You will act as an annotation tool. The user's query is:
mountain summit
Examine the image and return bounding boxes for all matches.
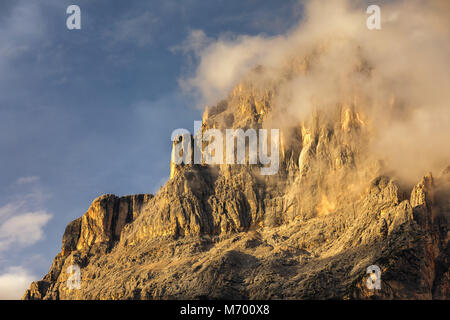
[23,63,449,299]
[23,0,450,299]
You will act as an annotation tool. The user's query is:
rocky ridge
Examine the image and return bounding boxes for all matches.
[23,55,449,300]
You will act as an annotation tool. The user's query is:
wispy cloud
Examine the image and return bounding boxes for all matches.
[0,182,52,252]
[16,176,40,185]
[0,211,52,251]
[0,176,52,298]
[0,1,44,63]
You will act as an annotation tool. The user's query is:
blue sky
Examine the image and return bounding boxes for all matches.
[0,0,301,298]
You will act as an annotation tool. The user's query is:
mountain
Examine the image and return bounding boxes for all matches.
[23,49,449,300]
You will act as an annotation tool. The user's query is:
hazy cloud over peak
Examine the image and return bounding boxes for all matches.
[180,0,450,181]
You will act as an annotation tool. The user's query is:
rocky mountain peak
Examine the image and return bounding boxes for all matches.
[22,54,449,300]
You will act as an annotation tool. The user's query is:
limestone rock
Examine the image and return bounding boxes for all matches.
[23,59,449,300]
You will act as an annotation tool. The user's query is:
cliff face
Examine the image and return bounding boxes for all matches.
[23,58,449,300]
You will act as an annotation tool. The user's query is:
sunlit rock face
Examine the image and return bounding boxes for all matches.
[73,194,153,252]
[23,53,449,300]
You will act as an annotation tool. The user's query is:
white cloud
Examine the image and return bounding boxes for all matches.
[180,30,279,106]
[0,266,36,299]
[0,177,53,298]
[0,211,52,251]
[0,178,52,252]
[0,201,25,219]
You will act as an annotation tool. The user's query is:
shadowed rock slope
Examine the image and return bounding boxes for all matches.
[23,60,449,300]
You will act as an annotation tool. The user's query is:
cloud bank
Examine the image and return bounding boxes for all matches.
[0,177,52,299]
[181,0,450,181]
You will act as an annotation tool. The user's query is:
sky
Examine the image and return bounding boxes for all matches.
[0,0,302,298]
